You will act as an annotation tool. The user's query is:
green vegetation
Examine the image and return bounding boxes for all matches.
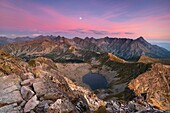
[43,54,55,60]
[28,60,36,67]
[94,106,107,113]
[106,61,151,86]
[0,64,12,75]
[94,61,152,100]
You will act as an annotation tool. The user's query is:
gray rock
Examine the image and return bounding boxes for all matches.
[128,101,136,112]
[106,99,165,113]
[135,103,146,111]
[0,75,23,105]
[21,86,34,101]
[35,100,53,113]
[24,95,39,113]
[30,110,36,113]
[19,100,26,107]
[33,78,64,99]
[76,101,88,112]
[33,79,47,97]
[0,103,21,113]
[0,91,23,105]
[43,92,64,100]
[21,72,34,80]
[48,98,75,113]
[21,78,34,86]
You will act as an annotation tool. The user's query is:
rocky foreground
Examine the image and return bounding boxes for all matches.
[0,50,169,113]
[0,50,105,113]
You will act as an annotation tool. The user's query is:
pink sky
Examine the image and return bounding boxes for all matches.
[0,0,170,42]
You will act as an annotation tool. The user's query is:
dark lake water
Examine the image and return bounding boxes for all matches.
[82,73,108,90]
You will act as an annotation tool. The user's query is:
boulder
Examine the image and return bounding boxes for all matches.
[24,95,39,113]
[43,92,65,100]
[76,101,89,112]
[0,75,23,105]
[33,79,47,97]
[0,91,23,105]
[21,86,34,101]
[20,72,34,80]
[35,100,53,113]
[48,98,75,113]
[0,103,21,113]
[21,78,34,86]
[33,78,71,99]
[19,100,26,107]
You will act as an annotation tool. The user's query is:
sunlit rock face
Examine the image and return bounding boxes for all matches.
[129,63,170,111]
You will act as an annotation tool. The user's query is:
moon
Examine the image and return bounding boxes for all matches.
[79,17,82,20]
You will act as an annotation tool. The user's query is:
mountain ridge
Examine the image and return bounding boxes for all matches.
[1,36,170,61]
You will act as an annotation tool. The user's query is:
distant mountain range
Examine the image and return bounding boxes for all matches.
[0,35,170,61]
[0,36,33,45]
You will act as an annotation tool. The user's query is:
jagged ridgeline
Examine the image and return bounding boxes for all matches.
[0,36,170,62]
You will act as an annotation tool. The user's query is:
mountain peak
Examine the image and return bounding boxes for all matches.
[104,36,110,39]
[136,36,145,41]
[135,37,150,45]
[85,37,90,40]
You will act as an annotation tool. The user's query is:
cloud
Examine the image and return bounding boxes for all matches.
[88,30,109,35]
[66,29,135,37]
[32,34,42,37]
[111,32,121,34]
[11,34,28,38]
[54,31,67,33]
[69,29,111,35]
[11,34,17,37]
[0,34,7,37]
[69,28,86,34]
[124,32,134,34]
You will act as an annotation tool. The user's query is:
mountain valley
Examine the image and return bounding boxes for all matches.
[0,36,170,112]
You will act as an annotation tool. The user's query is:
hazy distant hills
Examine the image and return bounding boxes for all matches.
[152,42,170,51]
[0,36,33,45]
[0,36,170,61]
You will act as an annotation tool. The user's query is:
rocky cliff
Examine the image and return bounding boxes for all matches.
[129,63,170,111]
